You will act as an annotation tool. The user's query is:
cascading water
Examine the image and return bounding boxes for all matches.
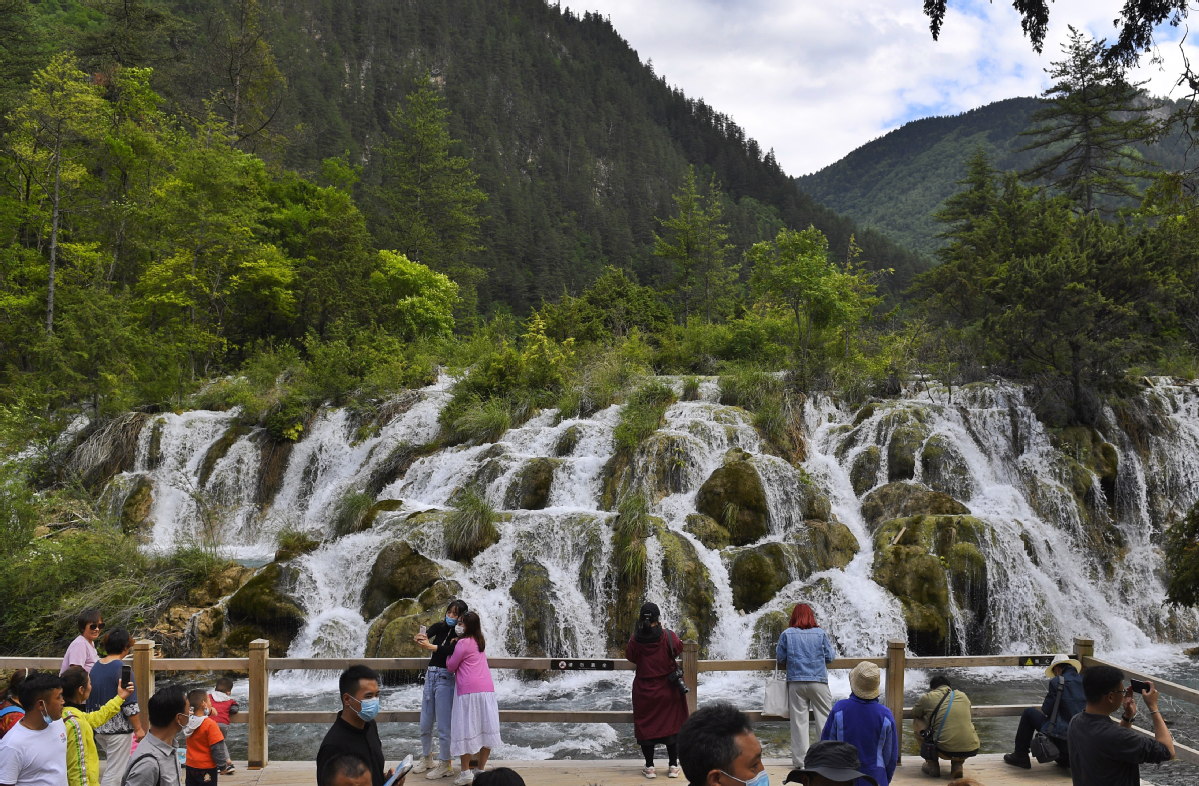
[96,374,1199,761]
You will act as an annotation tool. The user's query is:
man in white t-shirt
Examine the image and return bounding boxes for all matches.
[0,672,68,786]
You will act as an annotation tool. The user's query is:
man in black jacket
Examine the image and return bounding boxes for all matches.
[1004,654,1086,769]
[316,665,396,786]
[1067,665,1173,786]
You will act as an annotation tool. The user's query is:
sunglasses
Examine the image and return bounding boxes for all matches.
[88,623,105,631]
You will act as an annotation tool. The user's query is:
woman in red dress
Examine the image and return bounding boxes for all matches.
[625,602,689,779]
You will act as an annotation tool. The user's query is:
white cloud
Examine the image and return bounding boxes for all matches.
[561,0,1199,175]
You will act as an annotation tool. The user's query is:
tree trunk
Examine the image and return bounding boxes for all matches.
[46,148,62,334]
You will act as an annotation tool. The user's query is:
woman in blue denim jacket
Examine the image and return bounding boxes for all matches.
[776,602,836,767]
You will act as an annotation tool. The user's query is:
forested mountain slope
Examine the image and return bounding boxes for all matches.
[32,0,927,307]
[797,96,1195,254]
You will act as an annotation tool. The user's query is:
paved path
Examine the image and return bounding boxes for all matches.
[191,755,1158,784]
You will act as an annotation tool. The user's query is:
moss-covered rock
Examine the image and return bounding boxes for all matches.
[884,410,931,482]
[683,513,731,550]
[850,446,881,496]
[362,499,405,529]
[198,425,251,487]
[273,532,321,562]
[729,543,792,612]
[860,481,970,532]
[632,433,695,504]
[871,514,990,654]
[364,579,464,657]
[187,563,254,607]
[659,527,716,647]
[504,458,559,510]
[121,475,154,534]
[506,557,556,657]
[554,425,581,457]
[750,610,790,659]
[695,452,770,546]
[224,563,305,653]
[361,541,443,618]
[799,477,832,522]
[920,435,974,500]
[802,519,859,571]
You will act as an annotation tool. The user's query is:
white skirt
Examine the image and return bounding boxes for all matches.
[450,691,502,757]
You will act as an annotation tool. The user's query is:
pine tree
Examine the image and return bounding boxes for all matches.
[371,76,488,313]
[652,167,735,323]
[1020,27,1161,214]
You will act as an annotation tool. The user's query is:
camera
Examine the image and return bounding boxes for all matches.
[667,667,689,694]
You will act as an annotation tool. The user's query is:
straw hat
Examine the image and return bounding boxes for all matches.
[1044,654,1082,678]
[850,661,881,700]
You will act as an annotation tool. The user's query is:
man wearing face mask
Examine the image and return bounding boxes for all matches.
[121,686,189,786]
[677,702,769,786]
[0,672,68,786]
[317,665,394,786]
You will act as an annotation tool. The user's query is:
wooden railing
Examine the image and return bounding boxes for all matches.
[5,635,1197,769]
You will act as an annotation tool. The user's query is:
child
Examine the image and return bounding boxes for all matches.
[207,677,240,735]
[184,688,235,784]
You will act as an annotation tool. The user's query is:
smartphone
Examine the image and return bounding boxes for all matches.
[383,755,413,786]
[418,625,427,635]
[120,665,132,688]
[1129,678,1151,694]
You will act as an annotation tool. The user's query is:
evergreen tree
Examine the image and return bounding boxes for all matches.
[1020,28,1161,214]
[371,76,488,312]
[652,167,736,323]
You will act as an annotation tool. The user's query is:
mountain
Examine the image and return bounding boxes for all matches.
[32,0,929,307]
[796,95,1197,256]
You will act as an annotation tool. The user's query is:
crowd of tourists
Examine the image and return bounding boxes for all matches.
[0,603,1180,786]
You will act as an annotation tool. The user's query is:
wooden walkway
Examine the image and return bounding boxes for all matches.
[175,755,1159,784]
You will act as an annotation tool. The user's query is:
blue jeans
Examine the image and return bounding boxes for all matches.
[421,666,456,760]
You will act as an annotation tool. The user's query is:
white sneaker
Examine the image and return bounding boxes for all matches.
[451,770,475,786]
[426,761,452,780]
[667,765,681,778]
[643,765,657,779]
[413,755,434,774]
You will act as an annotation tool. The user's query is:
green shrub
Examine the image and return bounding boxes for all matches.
[445,486,499,562]
[682,376,701,401]
[613,380,675,454]
[332,490,375,537]
[613,493,653,581]
[719,368,784,411]
[449,397,511,445]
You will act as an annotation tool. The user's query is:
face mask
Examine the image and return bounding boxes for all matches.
[722,770,769,786]
[351,696,380,722]
[454,625,465,637]
[445,616,457,627]
[39,700,52,725]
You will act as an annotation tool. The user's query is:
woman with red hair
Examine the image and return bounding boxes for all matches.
[776,602,836,767]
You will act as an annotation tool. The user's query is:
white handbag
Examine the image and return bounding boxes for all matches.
[763,666,790,717]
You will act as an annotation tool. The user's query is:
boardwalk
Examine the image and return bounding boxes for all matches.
[186,755,1157,785]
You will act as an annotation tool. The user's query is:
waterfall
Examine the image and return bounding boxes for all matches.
[100,375,1199,672]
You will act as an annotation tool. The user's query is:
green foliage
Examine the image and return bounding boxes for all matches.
[332,490,375,537]
[1020,27,1161,213]
[449,396,512,445]
[445,486,499,563]
[1164,503,1199,607]
[539,267,672,344]
[613,493,653,581]
[370,250,459,339]
[613,380,676,454]
[653,167,738,323]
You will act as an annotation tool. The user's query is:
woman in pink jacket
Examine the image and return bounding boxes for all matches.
[445,611,501,786]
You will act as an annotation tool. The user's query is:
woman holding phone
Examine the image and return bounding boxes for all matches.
[446,611,501,786]
[412,599,468,779]
[89,628,146,786]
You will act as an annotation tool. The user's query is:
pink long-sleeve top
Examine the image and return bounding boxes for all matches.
[445,636,494,695]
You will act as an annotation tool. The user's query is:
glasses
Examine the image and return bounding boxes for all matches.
[88,623,105,631]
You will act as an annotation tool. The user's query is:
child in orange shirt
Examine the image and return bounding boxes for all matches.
[184,689,235,785]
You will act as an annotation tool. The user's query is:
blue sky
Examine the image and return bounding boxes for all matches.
[561,0,1197,176]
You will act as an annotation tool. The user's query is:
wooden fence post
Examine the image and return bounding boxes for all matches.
[682,639,699,715]
[248,639,270,769]
[1073,636,1095,668]
[886,639,906,762]
[132,640,155,702]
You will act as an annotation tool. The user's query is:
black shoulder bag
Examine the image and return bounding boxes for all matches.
[919,689,954,760]
[1031,681,1065,763]
[665,631,689,694]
